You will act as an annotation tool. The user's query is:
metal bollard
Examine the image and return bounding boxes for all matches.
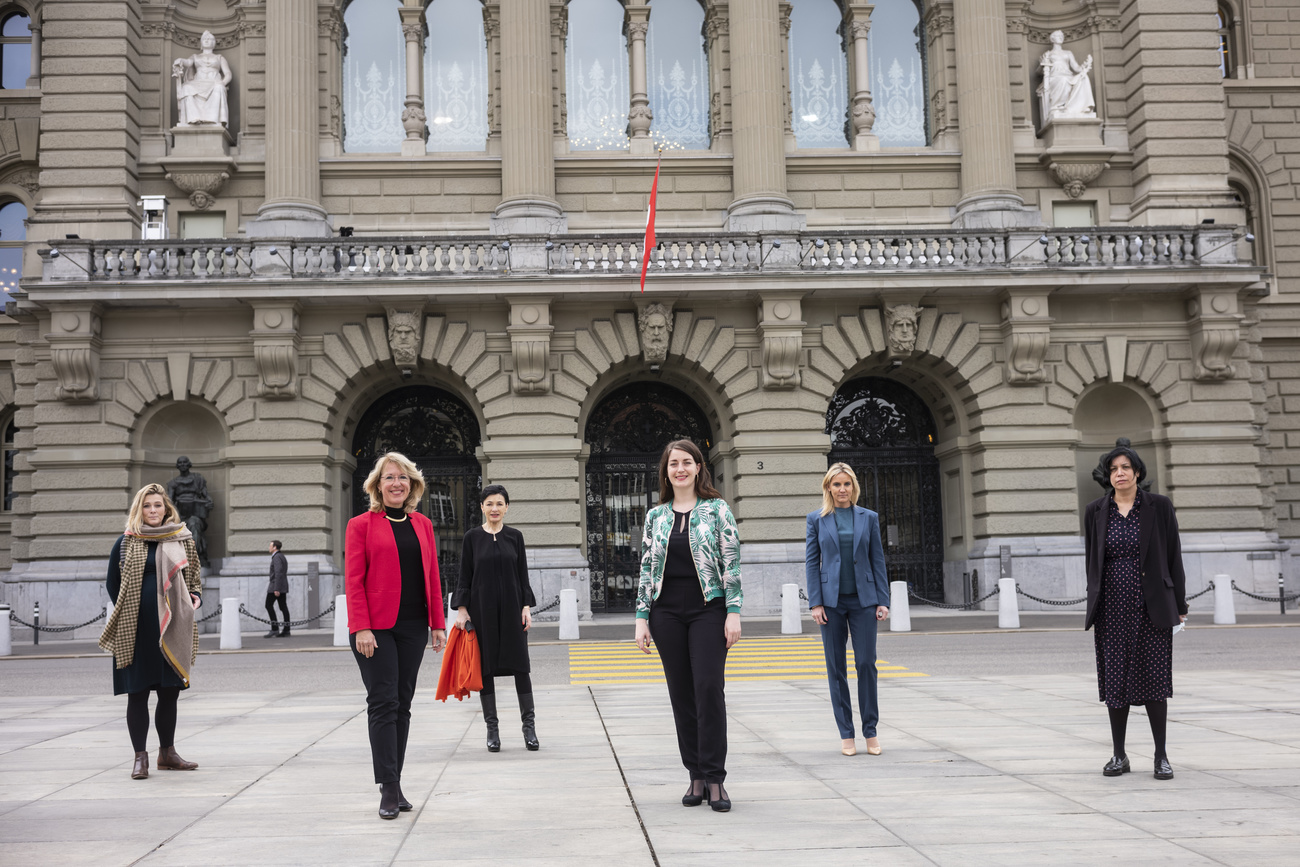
[0,603,11,656]
[32,600,39,646]
[333,594,349,647]
[998,578,1020,629]
[1213,574,1235,625]
[781,583,802,634]
[559,588,580,640]
[220,597,242,650]
[1281,573,1287,616]
[890,580,911,632]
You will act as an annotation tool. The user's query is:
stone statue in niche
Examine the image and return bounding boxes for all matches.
[387,308,423,366]
[167,456,215,567]
[885,304,921,355]
[173,31,232,127]
[639,302,673,363]
[1037,30,1095,121]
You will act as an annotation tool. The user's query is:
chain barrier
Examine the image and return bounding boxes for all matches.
[530,595,561,615]
[8,607,107,633]
[196,604,225,623]
[798,588,809,603]
[1014,585,1087,606]
[237,602,336,629]
[1185,583,1215,602]
[906,585,1001,610]
[1230,580,1300,604]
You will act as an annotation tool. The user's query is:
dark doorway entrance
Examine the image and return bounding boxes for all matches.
[584,382,713,612]
[826,377,944,601]
[351,385,483,601]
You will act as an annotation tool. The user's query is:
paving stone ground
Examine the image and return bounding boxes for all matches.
[1,664,1298,866]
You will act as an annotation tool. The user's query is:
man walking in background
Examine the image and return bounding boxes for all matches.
[265,540,290,638]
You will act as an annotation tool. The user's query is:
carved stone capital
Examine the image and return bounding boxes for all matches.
[626,20,648,40]
[1186,291,1241,381]
[250,304,300,399]
[757,294,804,389]
[1000,292,1051,384]
[509,300,553,393]
[46,306,103,402]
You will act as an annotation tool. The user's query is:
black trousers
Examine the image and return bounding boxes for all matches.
[264,592,290,625]
[649,582,729,783]
[351,619,428,784]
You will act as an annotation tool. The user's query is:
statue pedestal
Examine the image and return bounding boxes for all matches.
[163,126,238,211]
[1039,117,1116,202]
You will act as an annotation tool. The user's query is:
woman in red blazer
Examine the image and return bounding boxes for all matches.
[346,451,446,820]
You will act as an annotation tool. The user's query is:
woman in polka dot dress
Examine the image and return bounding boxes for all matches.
[1083,443,1188,781]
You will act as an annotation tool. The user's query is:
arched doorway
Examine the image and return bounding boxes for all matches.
[827,377,944,601]
[351,385,483,596]
[584,382,713,612]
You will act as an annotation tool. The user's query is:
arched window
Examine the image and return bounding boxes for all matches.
[789,0,848,148]
[566,0,629,151]
[0,10,30,90]
[868,0,927,147]
[646,0,710,151]
[1217,2,1235,79]
[424,0,489,152]
[343,0,406,153]
[1,415,16,511]
[0,200,26,298]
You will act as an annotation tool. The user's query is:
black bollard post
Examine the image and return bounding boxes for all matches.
[33,600,39,646]
[1281,573,1287,616]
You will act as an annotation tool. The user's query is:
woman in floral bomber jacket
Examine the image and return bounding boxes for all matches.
[635,439,743,813]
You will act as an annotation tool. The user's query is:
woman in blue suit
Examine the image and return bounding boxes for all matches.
[805,463,890,756]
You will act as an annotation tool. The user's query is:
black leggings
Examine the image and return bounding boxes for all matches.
[126,687,181,752]
[479,672,532,696]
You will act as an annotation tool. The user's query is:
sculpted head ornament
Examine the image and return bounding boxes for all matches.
[885,304,921,355]
[386,308,423,366]
[639,303,673,363]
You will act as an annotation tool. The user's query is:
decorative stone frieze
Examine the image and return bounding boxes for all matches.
[1187,290,1241,382]
[509,299,553,394]
[757,294,803,389]
[250,304,300,399]
[638,301,673,364]
[46,306,102,402]
[386,307,424,367]
[1000,291,1051,384]
[163,126,238,210]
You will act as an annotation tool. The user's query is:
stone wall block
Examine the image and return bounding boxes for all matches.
[464,352,501,389]
[322,333,361,381]
[420,316,447,362]
[451,330,488,378]
[818,324,856,371]
[683,318,717,363]
[835,314,872,358]
[591,320,627,365]
[668,311,695,356]
[713,351,751,391]
[436,322,469,368]
[613,312,638,356]
[560,353,598,387]
[200,360,234,406]
[697,327,736,373]
[928,313,963,360]
[342,323,377,371]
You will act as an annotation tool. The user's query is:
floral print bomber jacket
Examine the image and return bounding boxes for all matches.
[636,498,743,618]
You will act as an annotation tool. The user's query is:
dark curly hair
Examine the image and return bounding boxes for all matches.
[1092,438,1149,491]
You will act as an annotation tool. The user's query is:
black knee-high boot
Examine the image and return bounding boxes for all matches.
[519,693,539,751]
[480,692,500,752]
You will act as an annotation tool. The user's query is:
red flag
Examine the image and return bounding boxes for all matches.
[640,155,661,292]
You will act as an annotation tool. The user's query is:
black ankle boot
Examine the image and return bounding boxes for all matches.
[395,780,412,811]
[264,622,279,638]
[480,693,500,752]
[378,782,400,819]
[519,693,539,751]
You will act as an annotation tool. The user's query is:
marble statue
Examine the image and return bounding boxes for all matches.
[387,308,423,366]
[167,456,215,567]
[885,304,921,355]
[1037,30,1096,121]
[173,31,232,127]
[639,303,673,363]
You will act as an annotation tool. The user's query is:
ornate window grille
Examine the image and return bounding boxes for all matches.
[867,0,928,147]
[789,0,849,148]
[343,0,406,153]
[566,0,629,151]
[647,0,710,151]
[425,0,489,152]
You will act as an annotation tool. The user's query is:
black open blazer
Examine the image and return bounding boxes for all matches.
[1084,488,1188,631]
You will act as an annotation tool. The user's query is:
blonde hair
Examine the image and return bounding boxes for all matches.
[126,483,181,534]
[363,452,425,513]
[819,462,861,517]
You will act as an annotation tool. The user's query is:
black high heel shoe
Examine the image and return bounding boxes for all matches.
[395,781,413,812]
[682,779,705,807]
[706,782,731,813]
[378,782,401,820]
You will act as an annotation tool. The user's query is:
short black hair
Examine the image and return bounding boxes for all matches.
[1095,438,1147,489]
[270,540,282,551]
[479,484,510,505]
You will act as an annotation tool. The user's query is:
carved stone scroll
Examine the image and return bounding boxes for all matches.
[1186,291,1240,381]
[47,307,102,402]
[509,299,552,394]
[1000,292,1051,384]
[758,294,804,389]
[251,304,300,398]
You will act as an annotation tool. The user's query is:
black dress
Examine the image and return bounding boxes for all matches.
[1094,496,1173,708]
[107,536,187,696]
[454,525,536,678]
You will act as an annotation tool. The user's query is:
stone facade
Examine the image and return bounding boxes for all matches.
[2,0,1296,639]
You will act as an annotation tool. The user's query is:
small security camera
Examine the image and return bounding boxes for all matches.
[400,368,413,380]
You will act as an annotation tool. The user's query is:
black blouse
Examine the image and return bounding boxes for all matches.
[386,507,428,622]
[664,508,696,580]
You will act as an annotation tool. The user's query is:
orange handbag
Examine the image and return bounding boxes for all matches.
[435,623,483,702]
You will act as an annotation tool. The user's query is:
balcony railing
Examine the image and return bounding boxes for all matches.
[37,227,1248,283]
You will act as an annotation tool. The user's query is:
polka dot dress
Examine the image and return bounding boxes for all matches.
[1094,493,1173,708]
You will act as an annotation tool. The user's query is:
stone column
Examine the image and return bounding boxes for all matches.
[250,0,332,237]
[25,15,40,89]
[626,2,653,155]
[951,0,1030,228]
[725,0,802,232]
[400,7,428,156]
[845,3,878,151]
[491,0,566,235]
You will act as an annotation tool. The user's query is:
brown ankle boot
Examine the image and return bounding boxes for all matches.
[156,746,198,770]
[131,751,149,780]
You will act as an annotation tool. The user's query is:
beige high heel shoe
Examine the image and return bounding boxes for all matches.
[841,738,857,756]
[865,737,882,756]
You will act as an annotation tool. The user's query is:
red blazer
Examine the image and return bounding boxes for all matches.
[345,510,446,633]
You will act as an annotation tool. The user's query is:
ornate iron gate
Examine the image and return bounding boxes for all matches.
[351,386,483,601]
[584,383,713,612]
[827,377,945,602]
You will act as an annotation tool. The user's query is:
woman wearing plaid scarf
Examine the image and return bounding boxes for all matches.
[99,483,203,780]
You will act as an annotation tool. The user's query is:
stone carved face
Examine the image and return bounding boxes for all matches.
[639,303,673,363]
[885,305,921,355]
[387,308,422,365]
[201,30,216,51]
[176,456,192,475]
[1049,29,1064,47]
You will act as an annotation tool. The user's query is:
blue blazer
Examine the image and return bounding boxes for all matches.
[804,506,889,610]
